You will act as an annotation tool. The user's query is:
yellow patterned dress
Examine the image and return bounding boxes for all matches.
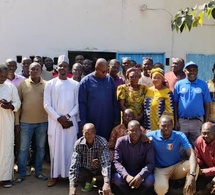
[207,80,215,122]
[117,84,147,117]
[144,87,174,130]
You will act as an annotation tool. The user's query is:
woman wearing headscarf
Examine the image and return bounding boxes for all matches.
[117,67,147,122]
[144,68,174,130]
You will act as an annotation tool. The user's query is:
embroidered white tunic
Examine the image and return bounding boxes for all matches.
[0,82,21,180]
[44,78,79,178]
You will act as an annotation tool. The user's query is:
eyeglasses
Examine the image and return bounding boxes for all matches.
[97,66,108,74]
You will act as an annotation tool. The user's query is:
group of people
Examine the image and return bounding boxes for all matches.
[0,54,215,195]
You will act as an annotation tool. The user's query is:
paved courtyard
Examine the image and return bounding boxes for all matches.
[0,162,186,195]
[0,162,98,195]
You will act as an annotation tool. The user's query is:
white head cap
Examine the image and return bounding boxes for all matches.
[58,55,69,64]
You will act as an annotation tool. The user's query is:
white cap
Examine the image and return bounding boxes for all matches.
[58,55,69,64]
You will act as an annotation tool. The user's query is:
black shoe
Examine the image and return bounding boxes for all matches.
[2,180,12,188]
[14,176,25,184]
[35,173,48,181]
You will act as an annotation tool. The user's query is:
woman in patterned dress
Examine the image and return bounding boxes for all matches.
[144,68,174,130]
[117,67,147,122]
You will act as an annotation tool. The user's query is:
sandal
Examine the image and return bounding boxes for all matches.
[211,187,215,194]
[81,177,97,192]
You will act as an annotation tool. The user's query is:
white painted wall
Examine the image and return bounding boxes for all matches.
[0,0,214,71]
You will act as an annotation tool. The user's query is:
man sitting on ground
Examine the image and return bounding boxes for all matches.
[195,122,215,195]
[147,115,198,195]
[109,108,145,161]
[69,123,112,195]
[113,120,154,195]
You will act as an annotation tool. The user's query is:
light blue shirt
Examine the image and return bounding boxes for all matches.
[174,78,211,118]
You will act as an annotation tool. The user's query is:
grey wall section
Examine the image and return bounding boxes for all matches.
[186,54,215,82]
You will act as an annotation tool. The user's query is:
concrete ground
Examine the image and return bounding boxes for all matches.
[0,162,187,195]
[0,162,98,195]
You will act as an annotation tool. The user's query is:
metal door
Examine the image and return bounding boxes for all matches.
[186,54,215,81]
[116,52,165,69]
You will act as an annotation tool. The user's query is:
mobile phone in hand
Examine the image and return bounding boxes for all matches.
[2,101,10,105]
[62,121,73,129]
[68,121,73,126]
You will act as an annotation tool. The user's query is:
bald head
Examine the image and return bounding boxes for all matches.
[122,57,132,72]
[122,57,131,63]
[202,122,215,131]
[109,59,120,78]
[83,123,95,132]
[22,57,32,63]
[109,59,120,66]
[6,58,16,65]
[124,108,134,115]
[72,63,82,70]
[171,57,185,74]
[29,62,42,79]
[82,123,96,146]
[201,122,215,144]
[94,58,108,78]
[128,120,140,128]
[159,115,173,124]
[72,63,83,81]
[0,63,8,72]
[128,120,141,144]
[0,63,8,84]
[21,57,32,77]
[122,109,135,127]
[95,58,107,68]
[5,58,17,75]
[29,62,41,70]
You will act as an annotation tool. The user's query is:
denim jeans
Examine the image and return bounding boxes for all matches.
[18,122,48,177]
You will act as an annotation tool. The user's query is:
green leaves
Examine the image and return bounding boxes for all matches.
[212,8,215,19]
[185,15,193,31]
[172,11,194,32]
[172,0,215,32]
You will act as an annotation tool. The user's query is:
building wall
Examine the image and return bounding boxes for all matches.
[0,0,214,71]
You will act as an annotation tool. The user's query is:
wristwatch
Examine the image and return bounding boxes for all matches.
[190,172,196,177]
[66,114,71,120]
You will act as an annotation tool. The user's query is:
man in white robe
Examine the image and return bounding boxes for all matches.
[0,64,21,187]
[44,55,79,187]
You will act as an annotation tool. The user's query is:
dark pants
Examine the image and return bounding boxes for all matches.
[112,172,154,195]
[196,174,214,191]
[78,167,100,181]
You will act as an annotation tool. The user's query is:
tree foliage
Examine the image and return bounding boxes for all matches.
[172,0,215,32]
